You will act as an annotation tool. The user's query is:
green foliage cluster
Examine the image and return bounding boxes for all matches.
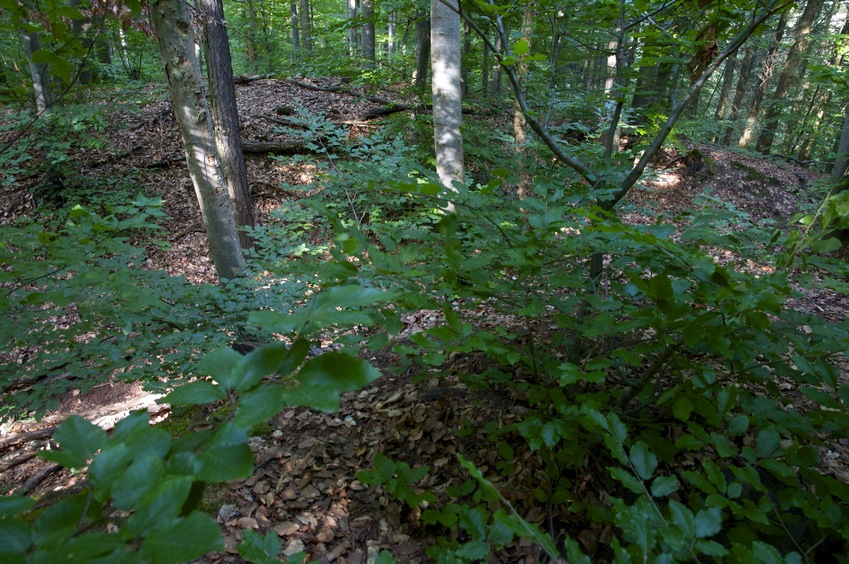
[326,173,849,561]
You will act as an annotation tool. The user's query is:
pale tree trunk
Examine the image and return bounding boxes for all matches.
[711,50,737,142]
[414,12,430,93]
[722,45,755,145]
[513,2,534,199]
[299,0,311,49]
[150,0,245,279]
[387,10,397,60]
[431,0,464,209]
[755,0,824,153]
[291,1,300,50]
[347,0,358,57]
[200,0,255,249]
[361,0,375,67]
[738,11,787,148]
[19,30,53,113]
[601,7,625,157]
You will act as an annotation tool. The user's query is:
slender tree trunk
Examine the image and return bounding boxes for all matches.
[601,10,624,156]
[738,11,788,148]
[711,51,737,141]
[387,9,397,60]
[414,12,430,93]
[832,106,849,181]
[290,1,300,50]
[347,0,357,57]
[299,0,311,49]
[461,18,471,97]
[431,0,464,209]
[19,31,52,113]
[513,2,534,199]
[150,0,245,279]
[755,0,824,153]
[492,27,503,94]
[200,0,255,248]
[481,36,490,96]
[361,0,375,67]
[721,45,755,145]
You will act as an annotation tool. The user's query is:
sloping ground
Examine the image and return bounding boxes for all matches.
[1,79,848,562]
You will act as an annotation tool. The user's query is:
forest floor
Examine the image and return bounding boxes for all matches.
[1,77,848,562]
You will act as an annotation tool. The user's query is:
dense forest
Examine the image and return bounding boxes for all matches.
[2,0,849,561]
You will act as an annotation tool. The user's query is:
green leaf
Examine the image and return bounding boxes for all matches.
[0,520,31,554]
[127,476,193,535]
[459,506,488,539]
[140,512,223,563]
[650,475,679,497]
[197,443,253,483]
[34,491,90,545]
[455,540,490,559]
[0,497,35,517]
[694,507,722,538]
[668,500,696,537]
[235,341,290,392]
[197,347,243,389]
[756,428,781,458]
[51,415,107,466]
[238,529,281,563]
[609,466,643,494]
[234,384,289,429]
[673,397,694,421]
[629,441,658,480]
[111,454,164,510]
[165,380,226,406]
[727,414,749,436]
[513,37,530,56]
[282,352,380,413]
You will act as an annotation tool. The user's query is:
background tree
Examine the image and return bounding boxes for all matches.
[755,0,825,153]
[431,0,464,208]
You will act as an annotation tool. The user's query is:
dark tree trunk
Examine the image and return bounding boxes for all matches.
[200,0,255,248]
[721,45,755,145]
[738,11,788,148]
[755,0,824,153]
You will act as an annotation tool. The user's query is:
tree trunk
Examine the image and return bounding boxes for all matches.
[290,1,300,50]
[712,50,737,142]
[721,45,755,145]
[19,30,53,113]
[755,0,824,153]
[347,0,358,57]
[414,12,430,93]
[299,0,311,49]
[200,0,255,249]
[738,11,788,148]
[361,0,375,67]
[431,0,464,209]
[832,106,849,181]
[513,2,534,199]
[387,9,396,60]
[150,0,245,279]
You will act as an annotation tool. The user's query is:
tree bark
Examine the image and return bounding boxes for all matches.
[738,11,788,148]
[513,2,534,199]
[712,50,737,142]
[290,1,300,50]
[721,45,755,145]
[414,12,430,93]
[832,106,849,181]
[299,0,311,49]
[200,0,255,249]
[755,0,824,153]
[19,30,53,113]
[150,0,245,279]
[431,0,464,209]
[361,0,375,67]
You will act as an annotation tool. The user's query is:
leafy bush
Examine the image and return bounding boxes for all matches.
[348,178,849,560]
